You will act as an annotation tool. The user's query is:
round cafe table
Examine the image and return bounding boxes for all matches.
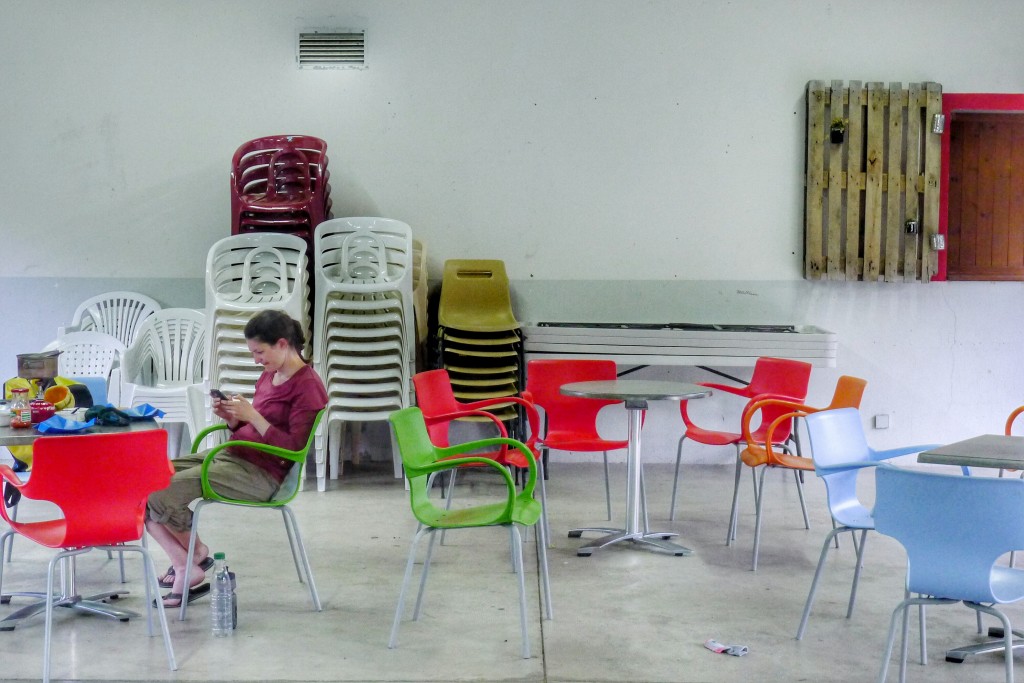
[560,379,711,557]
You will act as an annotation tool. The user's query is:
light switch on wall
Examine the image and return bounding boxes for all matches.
[873,414,890,429]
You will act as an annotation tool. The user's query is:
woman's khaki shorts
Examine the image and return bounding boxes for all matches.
[147,449,280,533]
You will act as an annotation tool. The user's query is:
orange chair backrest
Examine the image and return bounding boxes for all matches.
[827,375,868,410]
[525,359,619,437]
[24,430,171,548]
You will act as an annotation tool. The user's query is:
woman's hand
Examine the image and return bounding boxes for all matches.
[217,394,271,436]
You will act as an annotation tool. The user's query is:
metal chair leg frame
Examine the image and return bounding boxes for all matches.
[726,445,744,545]
[43,545,176,683]
[602,451,612,521]
[877,595,964,683]
[797,525,849,640]
[509,525,530,659]
[389,525,428,649]
[669,435,687,522]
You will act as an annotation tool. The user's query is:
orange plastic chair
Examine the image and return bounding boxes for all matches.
[670,357,813,534]
[736,375,867,570]
[522,359,631,523]
[0,430,176,682]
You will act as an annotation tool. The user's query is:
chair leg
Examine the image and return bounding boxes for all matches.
[669,436,687,521]
[796,525,846,640]
[509,525,530,659]
[537,458,552,547]
[847,529,868,618]
[877,597,910,683]
[42,551,62,683]
[726,445,744,545]
[602,451,612,521]
[412,527,439,620]
[389,525,428,649]
[179,500,209,622]
[119,543,177,671]
[794,470,810,530]
[751,466,769,571]
[280,506,321,611]
[534,518,553,620]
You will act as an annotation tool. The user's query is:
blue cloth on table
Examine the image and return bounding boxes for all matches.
[35,415,96,434]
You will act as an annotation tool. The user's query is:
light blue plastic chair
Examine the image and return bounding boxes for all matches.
[874,464,1024,683]
[796,407,938,640]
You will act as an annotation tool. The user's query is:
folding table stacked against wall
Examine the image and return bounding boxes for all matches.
[200,234,313,435]
[435,259,524,438]
[312,217,416,489]
[120,308,207,457]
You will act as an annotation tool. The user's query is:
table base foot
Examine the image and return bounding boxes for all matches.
[946,627,1024,663]
[0,590,135,631]
[575,529,693,557]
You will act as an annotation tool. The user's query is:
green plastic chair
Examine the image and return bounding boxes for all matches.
[178,409,325,620]
[387,406,552,659]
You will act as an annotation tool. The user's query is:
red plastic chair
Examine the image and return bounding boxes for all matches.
[669,357,812,537]
[522,359,630,522]
[0,430,176,682]
[737,375,867,570]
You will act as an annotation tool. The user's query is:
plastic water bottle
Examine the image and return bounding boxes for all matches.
[211,552,233,637]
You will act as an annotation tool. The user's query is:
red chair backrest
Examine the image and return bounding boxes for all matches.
[747,357,813,400]
[413,369,465,447]
[524,359,620,439]
[25,430,171,548]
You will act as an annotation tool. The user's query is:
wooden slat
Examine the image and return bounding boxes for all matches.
[863,82,886,280]
[1011,118,1024,269]
[903,83,922,282]
[921,82,942,280]
[845,81,864,279]
[884,82,904,282]
[827,80,845,279]
[805,81,826,279]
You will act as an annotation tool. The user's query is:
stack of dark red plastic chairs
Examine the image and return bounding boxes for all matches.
[230,135,333,314]
[230,134,333,244]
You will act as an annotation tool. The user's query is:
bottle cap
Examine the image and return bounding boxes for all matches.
[214,552,226,560]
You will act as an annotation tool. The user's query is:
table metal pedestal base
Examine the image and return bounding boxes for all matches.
[569,527,693,557]
[0,589,136,631]
[945,626,1024,663]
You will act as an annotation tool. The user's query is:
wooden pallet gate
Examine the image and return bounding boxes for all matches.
[805,80,943,282]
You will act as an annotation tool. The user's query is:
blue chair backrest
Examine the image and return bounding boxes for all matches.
[875,464,1024,604]
[804,408,872,522]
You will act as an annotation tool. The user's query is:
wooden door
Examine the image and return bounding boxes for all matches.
[947,112,1024,280]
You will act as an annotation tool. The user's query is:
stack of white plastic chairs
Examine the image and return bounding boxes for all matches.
[198,233,313,437]
[120,308,206,457]
[313,217,415,490]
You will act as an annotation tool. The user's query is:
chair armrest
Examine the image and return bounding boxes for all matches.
[461,396,541,447]
[814,461,884,476]
[0,465,25,489]
[697,382,750,397]
[871,444,943,463]
[437,436,539,497]
[191,423,231,453]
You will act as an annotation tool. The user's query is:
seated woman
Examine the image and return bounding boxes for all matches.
[146,309,328,607]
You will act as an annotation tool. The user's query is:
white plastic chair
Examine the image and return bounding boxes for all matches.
[54,332,127,405]
[120,309,206,457]
[312,218,415,487]
[59,291,161,348]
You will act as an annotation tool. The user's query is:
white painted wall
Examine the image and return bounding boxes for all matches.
[1,1,1023,462]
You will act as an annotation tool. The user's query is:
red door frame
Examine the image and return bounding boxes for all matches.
[938,93,1024,280]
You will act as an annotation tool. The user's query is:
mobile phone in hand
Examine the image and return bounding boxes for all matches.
[210,389,229,401]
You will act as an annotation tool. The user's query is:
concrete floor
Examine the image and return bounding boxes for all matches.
[1,459,1021,683]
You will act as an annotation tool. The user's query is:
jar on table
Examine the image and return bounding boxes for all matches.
[9,388,31,429]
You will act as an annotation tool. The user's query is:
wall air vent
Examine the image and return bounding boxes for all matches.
[297,31,366,70]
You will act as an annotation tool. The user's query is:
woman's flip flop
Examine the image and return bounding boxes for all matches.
[157,556,215,588]
[155,582,211,608]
